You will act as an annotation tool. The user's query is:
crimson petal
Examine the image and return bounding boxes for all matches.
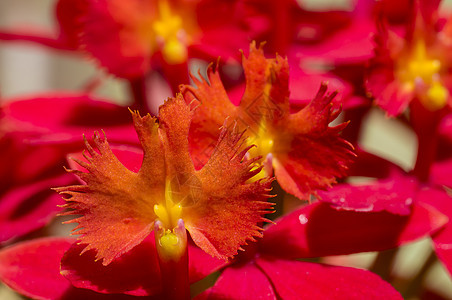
[0,238,140,299]
[197,262,276,300]
[256,256,402,299]
[260,201,447,259]
[0,174,74,243]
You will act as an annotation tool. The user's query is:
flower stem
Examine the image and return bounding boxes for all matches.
[369,248,398,281]
[155,219,190,300]
[410,99,445,182]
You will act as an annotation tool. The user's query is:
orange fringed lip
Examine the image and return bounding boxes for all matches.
[55,95,274,265]
[181,42,355,201]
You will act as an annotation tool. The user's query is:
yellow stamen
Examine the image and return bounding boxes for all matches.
[424,80,449,110]
[397,39,448,110]
[152,0,187,64]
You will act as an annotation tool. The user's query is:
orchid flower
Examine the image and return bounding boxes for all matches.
[181,42,355,200]
[6,95,273,298]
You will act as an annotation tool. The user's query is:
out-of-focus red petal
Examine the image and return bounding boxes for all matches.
[288,68,352,109]
[317,174,417,215]
[431,158,452,188]
[184,123,273,260]
[0,237,74,299]
[0,237,144,299]
[260,201,447,259]
[198,262,276,300]
[55,0,85,49]
[4,93,137,146]
[68,145,143,176]
[275,84,355,199]
[255,257,402,299]
[347,148,400,178]
[294,18,375,66]
[417,187,452,275]
[55,110,165,265]
[0,174,74,243]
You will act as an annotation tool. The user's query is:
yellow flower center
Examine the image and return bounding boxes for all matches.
[397,39,448,110]
[153,178,185,260]
[152,0,188,64]
[247,120,275,181]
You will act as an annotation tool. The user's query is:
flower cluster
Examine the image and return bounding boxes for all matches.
[0,0,451,299]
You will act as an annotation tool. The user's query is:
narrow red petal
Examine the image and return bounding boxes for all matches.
[0,174,73,243]
[256,257,402,299]
[260,201,447,259]
[198,262,276,300]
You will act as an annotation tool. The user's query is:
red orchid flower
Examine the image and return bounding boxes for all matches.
[181,42,355,200]
[0,93,136,244]
[366,0,452,116]
[14,95,274,298]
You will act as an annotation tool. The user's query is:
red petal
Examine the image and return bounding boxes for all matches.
[0,237,159,299]
[188,242,229,284]
[260,201,447,259]
[4,93,137,145]
[255,257,402,299]
[0,237,75,299]
[198,262,276,300]
[317,174,418,215]
[431,158,452,188]
[0,174,73,243]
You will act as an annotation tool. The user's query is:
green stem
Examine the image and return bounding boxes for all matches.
[369,248,399,281]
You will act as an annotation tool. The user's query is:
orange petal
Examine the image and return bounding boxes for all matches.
[181,64,238,168]
[238,41,290,128]
[55,118,165,266]
[183,124,274,260]
[274,84,355,199]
